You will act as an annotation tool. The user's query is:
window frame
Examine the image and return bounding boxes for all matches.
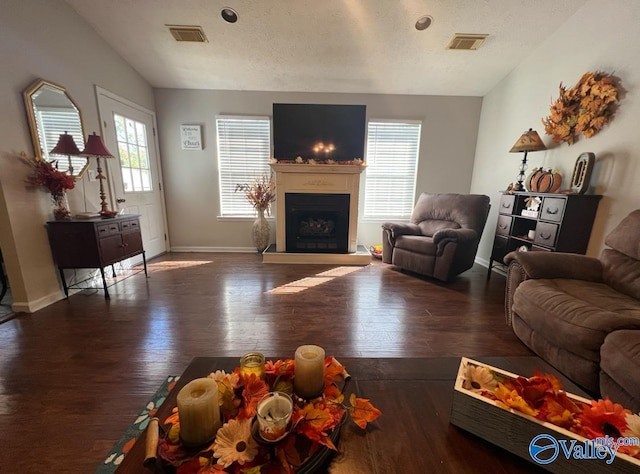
[362,119,422,220]
[216,115,272,218]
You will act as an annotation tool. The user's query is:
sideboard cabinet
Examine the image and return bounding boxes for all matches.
[46,214,147,298]
[488,192,601,275]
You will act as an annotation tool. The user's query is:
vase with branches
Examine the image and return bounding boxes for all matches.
[23,154,76,220]
[235,174,276,252]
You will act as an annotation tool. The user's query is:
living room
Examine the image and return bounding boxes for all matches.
[2,0,639,313]
[1,0,640,472]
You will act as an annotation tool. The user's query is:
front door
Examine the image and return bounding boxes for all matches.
[96,88,167,259]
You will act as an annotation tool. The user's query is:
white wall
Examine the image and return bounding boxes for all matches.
[472,0,640,266]
[0,0,154,311]
[154,89,482,251]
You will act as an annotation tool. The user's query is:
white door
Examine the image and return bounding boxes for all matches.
[96,88,167,259]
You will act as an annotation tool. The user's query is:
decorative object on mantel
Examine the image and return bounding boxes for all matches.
[508,128,547,192]
[542,71,621,145]
[22,152,76,220]
[451,357,640,471]
[81,132,117,218]
[270,156,365,166]
[235,174,276,252]
[154,348,381,473]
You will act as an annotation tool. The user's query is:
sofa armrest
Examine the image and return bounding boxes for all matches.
[381,222,422,239]
[432,228,477,245]
[503,251,603,326]
[504,251,603,281]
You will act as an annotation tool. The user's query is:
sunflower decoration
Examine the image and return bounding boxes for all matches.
[542,71,620,145]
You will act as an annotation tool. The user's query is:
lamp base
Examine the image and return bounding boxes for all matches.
[100,210,119,218]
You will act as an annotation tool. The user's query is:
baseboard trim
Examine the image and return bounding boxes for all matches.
[12,291,64,314]
[170,246,258,253]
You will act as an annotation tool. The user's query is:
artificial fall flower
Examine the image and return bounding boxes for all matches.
[213,419,258,468]
[463,364,498,393]
[624,413,640,438]
[494,383,539,417]
[238,374,269,419]
[579,398,630,439]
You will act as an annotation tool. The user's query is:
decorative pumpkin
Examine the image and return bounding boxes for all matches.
[527,168,562,193]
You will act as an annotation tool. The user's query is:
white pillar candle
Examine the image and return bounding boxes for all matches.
[294,345,325,399]
[176,377,221,447]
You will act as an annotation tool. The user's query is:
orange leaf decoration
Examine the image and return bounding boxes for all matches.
[348,393,381,429]
[238,374,269,420]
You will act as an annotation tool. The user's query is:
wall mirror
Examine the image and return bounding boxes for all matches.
[23,79,88,178]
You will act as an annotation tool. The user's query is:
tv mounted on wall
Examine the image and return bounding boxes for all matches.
[272,103,366,161]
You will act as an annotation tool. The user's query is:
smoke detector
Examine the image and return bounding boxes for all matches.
[167,25,208,43]
[447,34,488,50]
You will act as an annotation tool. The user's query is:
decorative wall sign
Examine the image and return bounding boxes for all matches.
[180,125,203,150]
[542,71,620,145]
[570,152,595,194]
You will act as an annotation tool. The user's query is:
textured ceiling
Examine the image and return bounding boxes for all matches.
[64,0,588,96]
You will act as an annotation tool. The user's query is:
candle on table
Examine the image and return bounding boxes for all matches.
[294,344,325,399]
[176,377,221,447]
[256,392,293,442]
[239,352,266,379]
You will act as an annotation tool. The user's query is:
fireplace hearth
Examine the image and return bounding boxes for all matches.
[285,193,349,253]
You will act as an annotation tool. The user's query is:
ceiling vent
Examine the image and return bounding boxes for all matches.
[447,34,488,51]
[167,25,208,43]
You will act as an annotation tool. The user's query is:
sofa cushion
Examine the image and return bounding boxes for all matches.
[395,235,437,255]
[513,279,640,362]
[600,330,640,410]
[418,220,459,237]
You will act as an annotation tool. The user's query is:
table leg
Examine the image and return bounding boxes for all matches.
[100,267,110,299]
[59,267,69,298]
[142,251,148,277]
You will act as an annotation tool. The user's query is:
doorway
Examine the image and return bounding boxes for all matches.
[96,88,168,259]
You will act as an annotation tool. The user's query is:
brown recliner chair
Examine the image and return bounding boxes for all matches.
[381,193,491,281]
[505,209,640,411]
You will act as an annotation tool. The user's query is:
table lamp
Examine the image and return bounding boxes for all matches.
[81,132,116,217]
[49,131,81,175]
[509,128,546,191]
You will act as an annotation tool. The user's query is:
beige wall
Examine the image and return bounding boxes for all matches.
[471,0,640,267]
[0,0,154,312]
[154,89,482,250]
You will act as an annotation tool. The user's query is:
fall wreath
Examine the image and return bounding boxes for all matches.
[542,71,620,145]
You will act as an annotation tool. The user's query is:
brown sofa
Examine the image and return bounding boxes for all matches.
[505,209,640,411]
[382,193,490,281]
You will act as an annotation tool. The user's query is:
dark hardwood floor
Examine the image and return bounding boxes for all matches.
[0,253,531,473]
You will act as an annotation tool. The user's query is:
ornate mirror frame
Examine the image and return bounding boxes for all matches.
[23,79,89,178]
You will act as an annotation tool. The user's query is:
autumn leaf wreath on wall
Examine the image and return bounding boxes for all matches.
[542,71,622,145]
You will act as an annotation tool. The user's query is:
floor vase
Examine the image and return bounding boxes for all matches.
[252,209,270,253]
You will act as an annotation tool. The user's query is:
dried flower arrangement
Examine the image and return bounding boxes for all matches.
[235,174,276,215]
[542,71,620,145]
[22,153,76,219]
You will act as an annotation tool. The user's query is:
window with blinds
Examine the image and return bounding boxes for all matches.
[216,116,272,217]
[363,120,421,219]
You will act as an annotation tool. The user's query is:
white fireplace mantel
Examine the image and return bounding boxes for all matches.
[270,163,366,254]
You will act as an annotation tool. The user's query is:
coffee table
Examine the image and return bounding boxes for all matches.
[115,356,588,473]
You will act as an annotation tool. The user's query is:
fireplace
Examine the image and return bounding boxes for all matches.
[285,193,349,253]
[266,163,368,264]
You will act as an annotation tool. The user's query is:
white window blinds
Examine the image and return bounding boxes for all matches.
[363,120,421,219]
[216,116,271,217]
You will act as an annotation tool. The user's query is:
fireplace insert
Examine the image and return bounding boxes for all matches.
[285,193,349,253]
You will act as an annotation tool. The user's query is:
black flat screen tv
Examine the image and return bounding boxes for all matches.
[272,103,366,161]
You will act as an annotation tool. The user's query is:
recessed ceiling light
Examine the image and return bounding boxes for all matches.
[415,15,433,31]
[221,7,238,23]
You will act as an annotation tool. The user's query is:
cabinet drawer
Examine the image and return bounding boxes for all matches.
[97,222,120,237]
[120,219,139,232]
[541,197,566,222]
[496,215,512,235]
[534,222,558,247]
[498,194,515,214]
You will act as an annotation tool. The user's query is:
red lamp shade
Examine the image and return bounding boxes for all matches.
[81,132,113,158]
[50,132,81,156]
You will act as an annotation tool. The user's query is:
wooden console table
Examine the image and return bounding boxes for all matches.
[46,214,147,299]
[115,356,588,473]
